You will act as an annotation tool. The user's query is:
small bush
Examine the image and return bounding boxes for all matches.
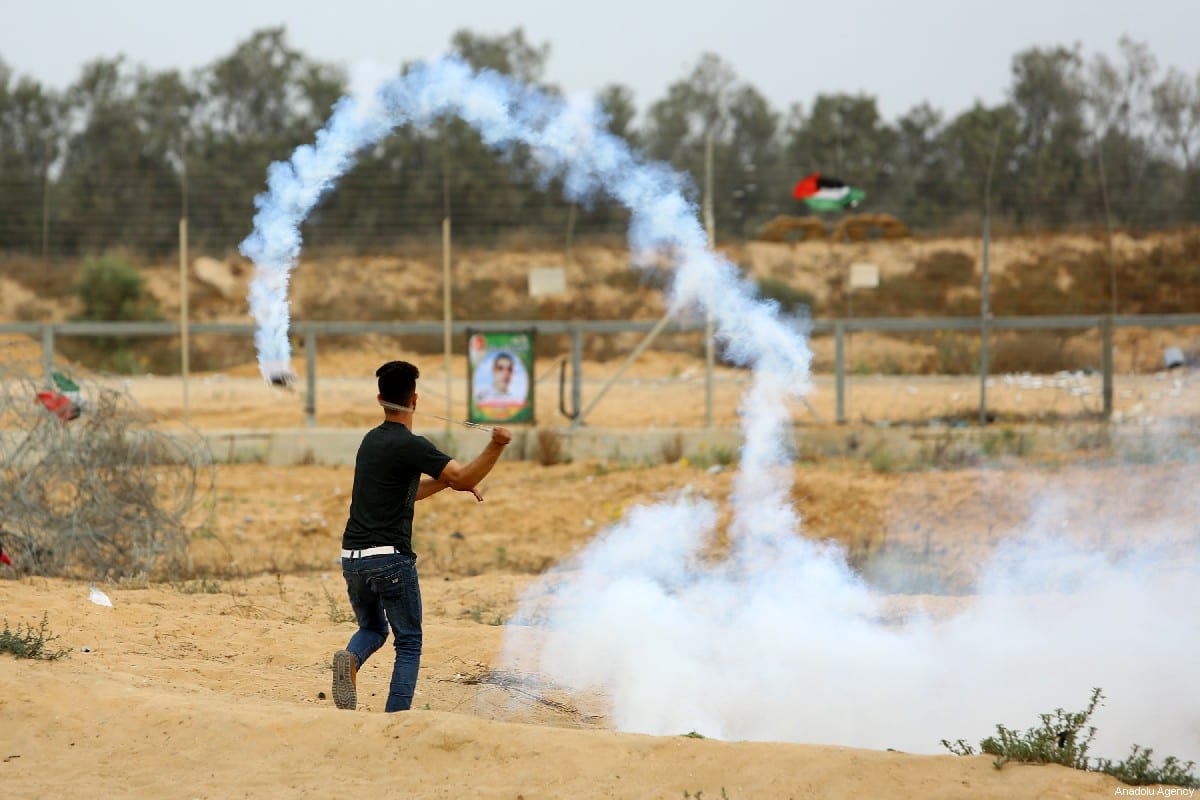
[0,613,70,660]
[660,433,684,464]
[756,278,814,316]
[1097,745,1200,788]
[691,443,737,469]
[321,583,354,624]
[981,427,1034,458]
[915,431,980,470]
[71,254,160,323]
[942,688,1199,788]
[65,254,165,373]
[174,578,225,594]
[867,445,898,473]
[925,331,978,374]
[535,429,565,466]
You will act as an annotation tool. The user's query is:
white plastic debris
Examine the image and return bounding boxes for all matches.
[88,583,113,607]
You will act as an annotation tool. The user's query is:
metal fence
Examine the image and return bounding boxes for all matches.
[2,313,1199,428]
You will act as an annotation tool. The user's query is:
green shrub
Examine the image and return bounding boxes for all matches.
[66,254,165,374]
[1096,745,1200,788]
[942,688,1199,788]
[756,278,814,316]
[72,254,160,323]
[0,613,70,660]
[321,583,354,624]
[867,447,897,473]
[691,443,737,469]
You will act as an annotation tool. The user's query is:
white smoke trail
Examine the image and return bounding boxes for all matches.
[241,58,1200,763]
[241,57,807,387]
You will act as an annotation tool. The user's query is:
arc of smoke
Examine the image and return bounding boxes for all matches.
[241,57,809,387]
[241,54,811,519]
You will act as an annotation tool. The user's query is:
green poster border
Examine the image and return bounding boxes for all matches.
[466,328,536,425]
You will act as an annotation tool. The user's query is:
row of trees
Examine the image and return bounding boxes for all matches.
[3,28,1200,257]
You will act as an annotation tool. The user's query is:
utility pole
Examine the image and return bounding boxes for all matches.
[179,142,190,427]
[41,163,50,264]
[442,160,452,434]
[1096,139,1116,419]
[565,202,577,258]
[979,130,999,426]
[703,131,715,428]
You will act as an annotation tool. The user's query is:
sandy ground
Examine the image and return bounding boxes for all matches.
[3,452,1199,797]
[3,327,1200,796]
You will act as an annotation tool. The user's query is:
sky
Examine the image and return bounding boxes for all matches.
[2,0,1198,121]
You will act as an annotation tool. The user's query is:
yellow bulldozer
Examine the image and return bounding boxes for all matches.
[755,213,908,243]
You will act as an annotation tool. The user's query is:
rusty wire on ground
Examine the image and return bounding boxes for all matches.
[441,659,606,726]
[0,343,215,579]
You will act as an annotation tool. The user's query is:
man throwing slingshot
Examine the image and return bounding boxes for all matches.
[332,360,511,712]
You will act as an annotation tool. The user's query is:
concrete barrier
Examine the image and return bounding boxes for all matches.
[2,421,1192,468]
[193,421,1198,467]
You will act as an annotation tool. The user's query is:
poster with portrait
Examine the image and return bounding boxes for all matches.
[467,329,535,424]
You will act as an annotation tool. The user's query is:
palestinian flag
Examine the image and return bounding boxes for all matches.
[34,370,82,422]
[792,172,865,212]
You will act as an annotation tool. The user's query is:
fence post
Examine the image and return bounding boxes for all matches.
[979,313,990,426]
[305,330,317,428]
[41,324,54,386]
[571,324,583,426]
[1102,317,1114,419]
[835,321,846,424]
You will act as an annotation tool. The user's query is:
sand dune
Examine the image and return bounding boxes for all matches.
[1,575,1126,799]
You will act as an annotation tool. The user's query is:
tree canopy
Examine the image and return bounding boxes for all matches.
[2,28,1198,257]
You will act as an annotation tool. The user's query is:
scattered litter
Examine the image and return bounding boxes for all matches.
[80,646,92,653]
[88,584,112,607]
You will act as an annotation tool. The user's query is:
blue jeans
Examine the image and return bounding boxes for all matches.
[341,553,422,712]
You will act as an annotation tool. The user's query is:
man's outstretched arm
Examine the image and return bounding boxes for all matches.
[438,427,512,492]
[417,477,482,502]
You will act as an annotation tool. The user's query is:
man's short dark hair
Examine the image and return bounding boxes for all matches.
[494,352,514,368]
[377,361,418,406]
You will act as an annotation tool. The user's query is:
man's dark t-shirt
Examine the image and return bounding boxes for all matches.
[342,421,452,557]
